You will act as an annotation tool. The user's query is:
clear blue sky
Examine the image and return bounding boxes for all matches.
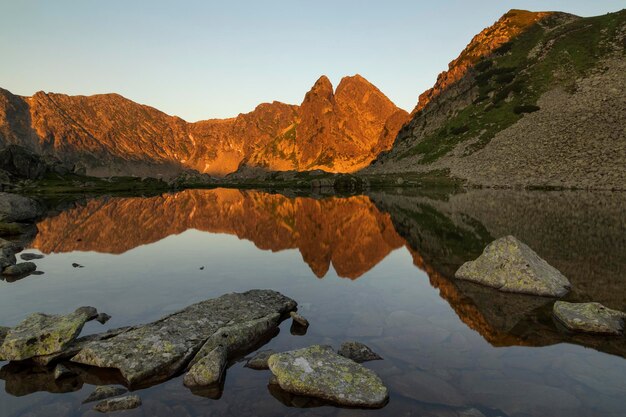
[0,1,621,121]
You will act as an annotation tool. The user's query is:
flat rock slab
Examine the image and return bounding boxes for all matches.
[455,235,570,297]
[0,307,97,361]
[94,395,141,413]
[338,341,382,363]
[554,301,626,335]
[184,346,227,388]
[72,290,296,388]
[268,345,388,408]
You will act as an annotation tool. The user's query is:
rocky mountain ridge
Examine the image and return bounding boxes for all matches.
[367,9,626,190]
[0,75,408,178]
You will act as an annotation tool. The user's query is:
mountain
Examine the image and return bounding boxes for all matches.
[0,75,407,177]
[31,189,405,279]
[367,9,626,190]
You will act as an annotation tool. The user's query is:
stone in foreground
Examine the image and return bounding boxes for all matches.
[71,290,296,388]
[553,301,626,335]
[455,236,570,297]
[184,345,227,387]
[20,253,44,261]
[83,386,128,404]
[290,311,309,328]
[245,349,276,370]
[338,341,382,363]
[268,345,388,408]
[0,306,98,361]
[2,262,37,277]
[93,395,141,413]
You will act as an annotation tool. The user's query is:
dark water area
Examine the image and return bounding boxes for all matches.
[1,188,625,417]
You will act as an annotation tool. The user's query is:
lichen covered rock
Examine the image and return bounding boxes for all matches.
[93,395,141,413]
[554,301,626,335]
[455,236,570,297]
[71,290,295,388]
[83,386,128,404]
[268,345,388,408]
[0,307,98,361]
[183,345,227,387]
[338,341,382,363]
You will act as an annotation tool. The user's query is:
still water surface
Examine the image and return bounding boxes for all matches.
[1,188,625,417]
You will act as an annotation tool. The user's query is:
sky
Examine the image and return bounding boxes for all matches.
[0,1,622,121]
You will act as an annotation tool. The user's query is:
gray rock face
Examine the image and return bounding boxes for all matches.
[455,236,570,297]
[554,301,626,335]
[245,349,276,370]
[268,345,388,408]
[83,386,128,404]
[93,395,142,413]
[338,341,382,363]
[19,253,44,261]
[71,290,296,388]
[0,192,42,222]
[0,307,98,361]
[2,262,36,277]
[183,345,227,388]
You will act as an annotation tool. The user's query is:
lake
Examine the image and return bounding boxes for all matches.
[1,188,625,417]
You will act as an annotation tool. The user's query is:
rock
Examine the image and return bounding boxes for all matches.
[93,395,142,413]
[95,313,111,324]
[19,253,44,261]
[455,236,570,297]
[53,363,75,380]
[183,345,227,388]
[0,306,98,361]
[0,145,48,180]
[245,349,276,370]
[0,193,42,223]
[268,345,388,408]
[0,246,16,269]
[71,263,84,268]
[71,290,296,388]
[553,301,626,335]
[290,311,309,328]
[83,386,128,403]
[2,262,36,277]
[337,341,382,363]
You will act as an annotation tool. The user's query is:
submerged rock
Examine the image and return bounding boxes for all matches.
[290,311,309,328]
[268,345,388,408]
[338,341,382,363]
[71,290,296,388]
[455,236,570,297]
[184,345,227,388]
[0,307,98,361]
[245,349,276,370]
[83,385,128,404]
[553,301,626,335]
[20,253,44,261]
[93,395,141,413]
[2,262,36,277]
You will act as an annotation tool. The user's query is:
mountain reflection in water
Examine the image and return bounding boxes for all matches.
[28,188,626,357]
[2,188,626,417]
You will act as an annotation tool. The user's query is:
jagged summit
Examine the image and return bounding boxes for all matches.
[0,73,408,177]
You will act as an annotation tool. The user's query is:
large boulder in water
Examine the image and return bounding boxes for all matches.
[0,192,43,222]
[71,290,296,388]
[267,345,388,408]
[455,235,570,297]
[553,301,626,335]
[0,307,98,361]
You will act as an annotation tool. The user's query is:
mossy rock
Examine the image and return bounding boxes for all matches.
[554,302,626,335]
[268,345,388,408]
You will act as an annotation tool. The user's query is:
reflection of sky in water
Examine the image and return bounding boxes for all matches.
[1,192,626,417]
